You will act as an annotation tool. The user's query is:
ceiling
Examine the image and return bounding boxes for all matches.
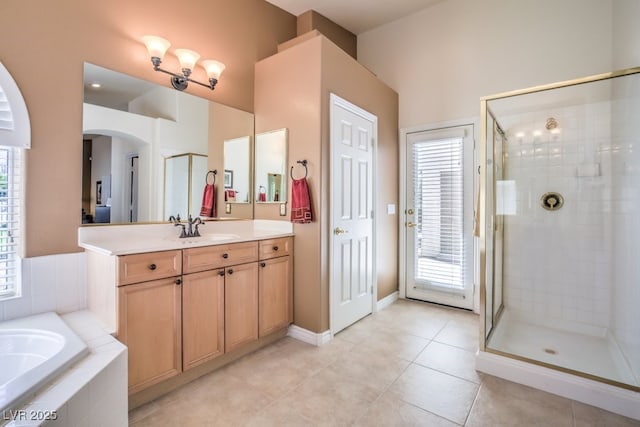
[83,63,158,111]
[264,0,445,35]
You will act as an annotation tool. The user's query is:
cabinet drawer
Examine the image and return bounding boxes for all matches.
[117,250,182,286]
[259,237,292,260]
[183,241,259,274]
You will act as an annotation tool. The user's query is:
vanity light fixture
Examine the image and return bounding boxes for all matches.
[142,35,225,91]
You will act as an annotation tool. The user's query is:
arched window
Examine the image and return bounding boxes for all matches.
[0,62,30,299]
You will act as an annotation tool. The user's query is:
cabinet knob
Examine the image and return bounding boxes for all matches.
[175,278,182,285]
[222,253,229,259]
[228,269,234,275]
[273,246,279,251]
[260,262,266,268]
[148,263,157,271]
[218,270,225,277]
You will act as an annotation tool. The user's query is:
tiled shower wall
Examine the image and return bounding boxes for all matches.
[501,101,613,332]
[0,252,87,321]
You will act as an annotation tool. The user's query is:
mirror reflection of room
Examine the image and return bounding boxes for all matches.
[255,128,287,203]
[223,136,251,204]
[81,63,255,224]
[164,153,208,221]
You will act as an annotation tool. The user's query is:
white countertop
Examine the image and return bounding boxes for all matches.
[78,220,294,256]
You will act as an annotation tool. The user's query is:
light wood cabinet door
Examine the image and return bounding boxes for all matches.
[182,269,225,371]
[258,256,293,337]
[117,277,182,394]
[225,262,258,352]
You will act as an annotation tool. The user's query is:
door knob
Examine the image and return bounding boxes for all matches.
[407,208,415,215]
[407,222,417,228]
[334,227,349,235]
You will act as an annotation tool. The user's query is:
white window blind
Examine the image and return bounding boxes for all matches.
[0,147,21,297]
[412,136,465,292]
[0,83,14,131]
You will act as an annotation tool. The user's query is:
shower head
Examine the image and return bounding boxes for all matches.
[546,117,558,130]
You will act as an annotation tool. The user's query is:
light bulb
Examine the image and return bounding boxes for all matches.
[142,35,171,61]
[174,48,200,72]
[201,60,226,80]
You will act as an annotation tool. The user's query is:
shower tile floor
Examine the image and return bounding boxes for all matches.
[129,299,639,426]
[488,310,639,387]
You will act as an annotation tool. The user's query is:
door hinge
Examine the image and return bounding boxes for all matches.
[370,286,373,294]
[371,210,374,219]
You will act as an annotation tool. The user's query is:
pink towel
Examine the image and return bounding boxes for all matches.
[200,184,216,217]
[290,178,313,223]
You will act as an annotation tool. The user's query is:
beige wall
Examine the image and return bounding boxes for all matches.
[0,0,295,257]
[297,11,357,59]
[255,35,398,333]
[255,38,324,331]
[358,0,616,128]
[321,38,399,308]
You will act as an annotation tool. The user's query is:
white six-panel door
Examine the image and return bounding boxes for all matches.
[330,94,377,334]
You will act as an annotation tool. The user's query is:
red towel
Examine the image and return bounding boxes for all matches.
[291,178,313,223]
[200,184,216,217]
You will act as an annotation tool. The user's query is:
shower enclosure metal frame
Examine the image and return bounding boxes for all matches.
[479,66,640,391]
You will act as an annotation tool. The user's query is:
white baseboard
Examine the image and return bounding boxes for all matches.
[377,291,399,311]
[476,350,640,421]
[287,325,333,346]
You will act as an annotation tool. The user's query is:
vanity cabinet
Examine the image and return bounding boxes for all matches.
[96,236,292,397]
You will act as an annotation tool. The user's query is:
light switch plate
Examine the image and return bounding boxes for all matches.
[280,203,287,216]
[387,204,396,215]
[225,203,231,214]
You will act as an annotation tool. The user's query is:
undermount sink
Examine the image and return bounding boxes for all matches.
[198,233,240,241]
[165,233,241,244]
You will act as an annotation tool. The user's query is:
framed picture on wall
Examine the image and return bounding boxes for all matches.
[224,170,233,188]
[96,180,103,205]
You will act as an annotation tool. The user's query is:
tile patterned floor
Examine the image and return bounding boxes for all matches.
[129,299,639,426]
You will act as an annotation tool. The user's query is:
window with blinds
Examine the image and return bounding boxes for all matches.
[0,83,13,131]
[0,147,21,297]
[412,136,465,292]
[0,64,29,300]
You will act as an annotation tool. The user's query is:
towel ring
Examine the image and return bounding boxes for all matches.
[290,160,308,180]
[206,170,217,185]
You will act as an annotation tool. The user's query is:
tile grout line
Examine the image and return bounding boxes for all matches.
[462,375,486,426]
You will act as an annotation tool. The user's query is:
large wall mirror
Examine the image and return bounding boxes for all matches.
[254,129,288,204]
[81,63,254,224]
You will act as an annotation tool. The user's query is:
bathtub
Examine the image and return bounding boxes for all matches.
[0,312,89,413]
